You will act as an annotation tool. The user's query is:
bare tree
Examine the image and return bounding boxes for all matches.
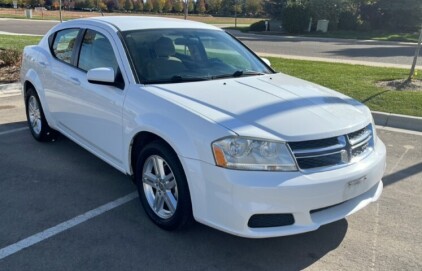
[405,24,422,84]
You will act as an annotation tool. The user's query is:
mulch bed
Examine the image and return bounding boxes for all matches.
[376,79,422,92]
[0,64,20,84]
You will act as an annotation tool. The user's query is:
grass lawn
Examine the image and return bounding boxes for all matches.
[0,35,42,51]
[1,34,420,117]
[269,57,422,117]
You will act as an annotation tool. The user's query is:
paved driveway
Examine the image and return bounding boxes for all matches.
[0,94,421,270]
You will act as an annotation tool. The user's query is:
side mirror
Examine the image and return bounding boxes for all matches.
[261,58,271,67]
[87,67,115,84]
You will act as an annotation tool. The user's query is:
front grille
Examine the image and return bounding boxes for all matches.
[288,124,374,170]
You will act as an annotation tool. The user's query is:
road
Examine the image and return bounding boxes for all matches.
[0,18,421,68]
[0,94,421,270]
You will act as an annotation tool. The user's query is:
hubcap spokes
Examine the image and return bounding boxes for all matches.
[142,155,178,219]
[28,96,42,135]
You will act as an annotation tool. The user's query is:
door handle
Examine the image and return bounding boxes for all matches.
[39,61,47,68]
[70,77,81,85]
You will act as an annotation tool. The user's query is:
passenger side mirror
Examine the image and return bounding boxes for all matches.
[87,67,115,84]
[261,58,271,67]
[261,57,271,67]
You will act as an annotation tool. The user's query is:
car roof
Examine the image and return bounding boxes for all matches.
[75,16,222,32]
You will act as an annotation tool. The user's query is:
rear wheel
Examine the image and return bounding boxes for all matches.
[25,88,57,142]
[135,141,193,230]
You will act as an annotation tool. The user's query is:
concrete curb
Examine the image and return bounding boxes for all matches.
[0,83,21,96]
[372,111,422,132]
[1,83,421,132]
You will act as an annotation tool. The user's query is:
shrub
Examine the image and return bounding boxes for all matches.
[249,20,266,31]
[0,49,21,67]
[338,10,357,31]
[281,3,310,34]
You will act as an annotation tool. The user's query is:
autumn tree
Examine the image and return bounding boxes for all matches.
[197,0,206,13]
[173,0,183,12]
[144,0,153,11]
[163,0,172,12]
[133,0,143,11]
[207,0,222,14]
[124,0,133,11]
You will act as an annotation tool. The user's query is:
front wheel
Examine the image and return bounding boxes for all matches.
[25,88,57,142]
[135,141,193,230]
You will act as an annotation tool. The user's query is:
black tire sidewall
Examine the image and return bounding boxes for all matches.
[25,88,55,142]
[135,141,192,230]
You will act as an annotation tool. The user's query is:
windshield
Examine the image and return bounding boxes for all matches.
[123,29,273,84]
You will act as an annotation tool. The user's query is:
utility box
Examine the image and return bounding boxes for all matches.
[25,9,32,19]
[316,20,329,32]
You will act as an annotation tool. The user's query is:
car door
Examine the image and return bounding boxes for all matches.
[52,27,127,170]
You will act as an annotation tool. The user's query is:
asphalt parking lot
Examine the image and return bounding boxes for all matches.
[0,94,421,271]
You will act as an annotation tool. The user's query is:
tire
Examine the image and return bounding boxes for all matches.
[25,88,57,142]
[135,141,193,231]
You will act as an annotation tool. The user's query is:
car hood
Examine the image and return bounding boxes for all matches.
[145,73,371,141]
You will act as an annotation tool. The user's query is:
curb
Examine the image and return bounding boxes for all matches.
[372,111,422,133]
[0,83,21,96]
[0,83,421,132]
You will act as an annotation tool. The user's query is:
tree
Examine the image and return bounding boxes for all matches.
[133,0,143,11]
[245,0,261,16]
[152,0,163,12]
[197,0,205,13]
[173,0,183,12]
[124,0,133,11]
[406,25,422,83]
[378,0,422,31]
[85,0,94,8]
[163,0,172,12]
[144,0,153,11]
[263,0,286,19]
[98,0,107,10]
[207,0,222,14]
[187,0,194,12]
[308,0,344,31]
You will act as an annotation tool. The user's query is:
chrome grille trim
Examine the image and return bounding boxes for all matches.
[288,124,374,171]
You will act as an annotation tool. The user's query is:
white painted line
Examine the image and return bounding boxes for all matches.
[0,127,28,136]
[0,192,138,260]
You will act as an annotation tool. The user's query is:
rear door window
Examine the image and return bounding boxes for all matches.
[51,28,80,64]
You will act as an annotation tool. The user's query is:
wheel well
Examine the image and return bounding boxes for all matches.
[130,131,173,178]
[23,81,35,99]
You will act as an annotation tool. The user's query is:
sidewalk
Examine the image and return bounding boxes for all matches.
[1,82,421,132]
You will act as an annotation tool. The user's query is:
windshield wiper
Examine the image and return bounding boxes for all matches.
[212,70,265,79]
[144,75,211,84]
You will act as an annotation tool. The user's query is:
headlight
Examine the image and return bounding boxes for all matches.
[370,115,377,145]
[212,137,297,171]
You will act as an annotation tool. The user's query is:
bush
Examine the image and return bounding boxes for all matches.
[338,11,357,31]
[281,3,310,34]
[249,20,266,31]
[0,49,21,67]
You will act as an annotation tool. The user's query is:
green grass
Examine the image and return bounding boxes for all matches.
[268,57,422,117]
[304,31,420,43]
[0,34,42,51]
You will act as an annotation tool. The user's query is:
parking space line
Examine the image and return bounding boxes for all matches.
[0,192,138,260]
[0,127,28,136]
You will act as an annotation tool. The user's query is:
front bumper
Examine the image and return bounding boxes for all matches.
[181,138,386,238]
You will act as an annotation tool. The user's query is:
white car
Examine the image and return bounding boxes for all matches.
[20,16,386,238]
